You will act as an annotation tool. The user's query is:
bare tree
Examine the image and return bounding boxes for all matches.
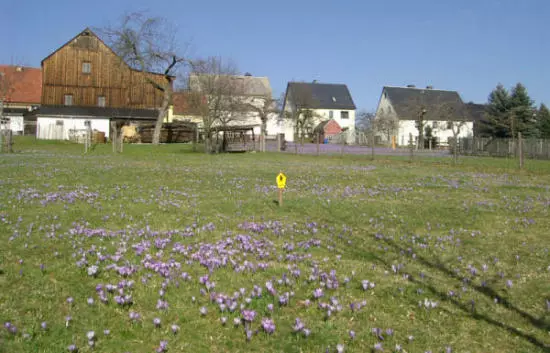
[355,110,376,133]
[438,102,471,164]
[101,12,186,145]
[242,96,279,152]
[0,69,14,130]
[374,108,399,146]
[188,57,246,152]
[284,84,320,145]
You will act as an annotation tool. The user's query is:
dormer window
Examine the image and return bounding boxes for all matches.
[82,62,91,74]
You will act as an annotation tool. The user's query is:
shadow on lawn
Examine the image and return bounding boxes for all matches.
[355,235,549,350]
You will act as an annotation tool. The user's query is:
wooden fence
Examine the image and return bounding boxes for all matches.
[458,137,550,160]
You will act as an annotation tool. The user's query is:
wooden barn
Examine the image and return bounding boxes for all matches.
[35,27,169,140]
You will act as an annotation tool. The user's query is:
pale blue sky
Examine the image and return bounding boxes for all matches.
[2,0,549,110]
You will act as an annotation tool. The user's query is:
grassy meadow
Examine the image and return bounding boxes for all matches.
[1,137,549,353]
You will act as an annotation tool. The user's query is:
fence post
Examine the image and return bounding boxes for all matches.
[340,134,345,157]
[371,129,375,160]
[316,133,320,156]
[6,130,13,153]
[518,132,524,169]
[409,133,414,163]
[0,131,3,153]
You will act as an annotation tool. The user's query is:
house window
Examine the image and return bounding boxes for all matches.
[329,111,334,119]
[84,120,91,128]
[433,121,439,129]
[56,120,64,126]
[82,62,91,74]
[64,94,73,106]
[341,111,349,119]
[97,96,106,107]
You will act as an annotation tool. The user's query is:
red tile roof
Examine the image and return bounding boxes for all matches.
[0,65,42,104]
[172,91,206,115]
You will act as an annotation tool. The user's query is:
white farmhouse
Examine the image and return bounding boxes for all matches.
[187,73,277,137]
[375,85,474,147]
[281,81,356,144]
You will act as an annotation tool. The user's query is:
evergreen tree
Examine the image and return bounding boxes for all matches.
[483,84,511,138]
[510,83,538,138]
[483,83,538,138]
[538,103,550,138]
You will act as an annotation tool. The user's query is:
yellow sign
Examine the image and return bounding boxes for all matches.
[276,172,287,189]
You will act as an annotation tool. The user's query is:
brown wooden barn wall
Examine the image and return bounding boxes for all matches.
[41,32,165,109]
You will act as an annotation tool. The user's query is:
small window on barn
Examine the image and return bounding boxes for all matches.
[56,120,64,126]
[64,94,73,106]
[329,111,333,119]
[97,96,106,107]
[341,111,349,119]
[82,62,91,74]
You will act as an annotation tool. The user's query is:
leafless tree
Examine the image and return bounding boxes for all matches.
[0,69,14,128]
[284,84,321,145]
[355,110,376,133]
[242,96,279,152]
[437,102,471,164]
[188,57,247,152]
[374,108,399,146]
[101,12,187,145]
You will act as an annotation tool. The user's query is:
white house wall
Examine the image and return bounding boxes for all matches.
[397,120,473,146]
[37,117,110,140]
[0,116,24,133]
[281,96,356,143]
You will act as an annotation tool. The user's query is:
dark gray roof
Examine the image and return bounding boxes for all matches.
[383,86,470,121]
[465,103,487,121]
[26,105,158,120]
[286,82,356,110]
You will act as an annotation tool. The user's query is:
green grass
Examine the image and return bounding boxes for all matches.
[1,137,549,353]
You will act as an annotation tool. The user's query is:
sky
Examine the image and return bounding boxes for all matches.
[2,0,550,111]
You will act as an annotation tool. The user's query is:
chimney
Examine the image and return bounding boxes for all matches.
[312,80,318,84]
[426,85,433,89]
[244,72,252,76]
[406,84,416,88]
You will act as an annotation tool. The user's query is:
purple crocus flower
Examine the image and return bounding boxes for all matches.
[233,317,241,326]
[303,328,311,337]
[153,318,161,327]
[86,331,95,341]
[41,322,47,330]
[373,342,383,351]
[241,309,256,322]
[156,340,168,353]
[385,328,394,336]
[267,303,274,311]
[87,297,94,305]
[349,330,355,339]
[67,344,78,352]
[171,324,180,333]
[200,306,208,316]
[67,297,74,304]
[313,288,324,299]
[103,329,110,336]
[336,343,345,353]
[261,318,275,334]
[293,318,305,332]
[506,280,513,288]
[220,317,227,325]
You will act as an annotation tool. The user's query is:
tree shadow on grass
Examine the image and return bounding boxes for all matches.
[350,235,549,350]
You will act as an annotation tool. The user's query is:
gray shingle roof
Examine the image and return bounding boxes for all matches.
[286,82,356,110]
[26,105,158,120]
[383,86,470,121]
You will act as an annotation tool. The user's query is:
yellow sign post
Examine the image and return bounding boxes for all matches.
[276,172,286,206]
